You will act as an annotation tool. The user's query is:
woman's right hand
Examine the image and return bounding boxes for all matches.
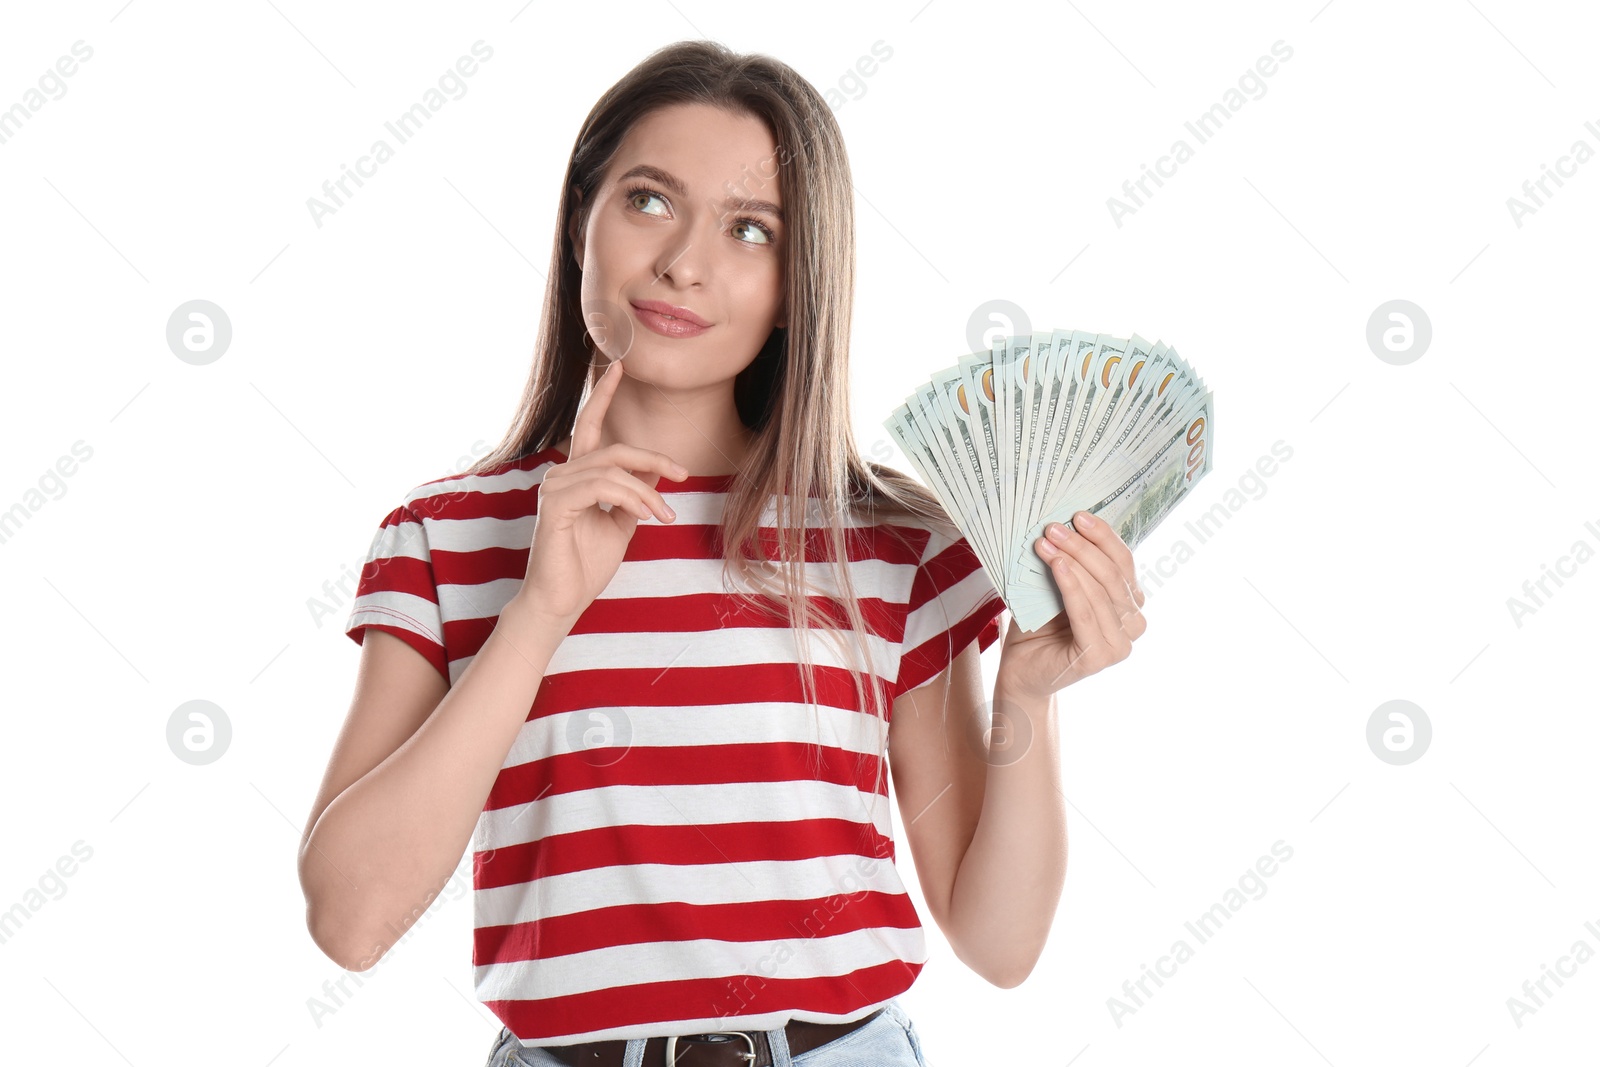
[514,357,688,624]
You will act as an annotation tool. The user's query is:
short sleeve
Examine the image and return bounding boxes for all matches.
[344,504,450,684]
[894,526,1008,698]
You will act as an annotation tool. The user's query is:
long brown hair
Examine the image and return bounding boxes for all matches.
[469,39,963,837]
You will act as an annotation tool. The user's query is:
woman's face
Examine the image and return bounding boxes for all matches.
[571,102,786,389]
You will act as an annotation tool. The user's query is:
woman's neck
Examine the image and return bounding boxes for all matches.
[551,425,757,478]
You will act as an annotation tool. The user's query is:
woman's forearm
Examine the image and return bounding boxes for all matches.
[299,598,570,970]
[945,682,1069,987]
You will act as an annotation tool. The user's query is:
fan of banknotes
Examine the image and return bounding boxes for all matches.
[884,328,1215,632]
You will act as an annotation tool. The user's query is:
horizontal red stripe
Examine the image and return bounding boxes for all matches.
[484,740,892,816]
[475,815,897,892]
[474,886,918,965]
[485,959,923,1044]
[437,592,907,672]
[531,662,895,719]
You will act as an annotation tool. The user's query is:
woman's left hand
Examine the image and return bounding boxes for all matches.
[995,510,1147,701]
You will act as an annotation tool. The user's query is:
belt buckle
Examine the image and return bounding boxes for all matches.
[663,1030,757,1066]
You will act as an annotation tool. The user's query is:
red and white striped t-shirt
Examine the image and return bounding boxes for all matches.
[344,446,1006,1046]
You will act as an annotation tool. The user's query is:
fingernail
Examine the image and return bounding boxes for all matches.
[1076,511,1096,529]
[664,504,676,520]
[1038,537,1059,558]
[1047,523,1069,542]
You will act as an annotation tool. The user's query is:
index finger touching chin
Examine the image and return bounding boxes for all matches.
[572,358,623,458]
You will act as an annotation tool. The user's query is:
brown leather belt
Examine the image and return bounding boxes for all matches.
[540,1007,885,1067]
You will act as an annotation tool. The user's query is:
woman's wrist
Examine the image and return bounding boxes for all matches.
[500,592,579,643]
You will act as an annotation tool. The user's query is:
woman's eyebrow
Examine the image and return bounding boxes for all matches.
[617,163,783,222]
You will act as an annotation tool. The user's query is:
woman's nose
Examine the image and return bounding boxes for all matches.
[652,211,726,286]
[653,236,704,287]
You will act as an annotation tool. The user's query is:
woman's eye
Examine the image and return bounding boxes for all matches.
[628,188,668,216]
[732,220,773,246]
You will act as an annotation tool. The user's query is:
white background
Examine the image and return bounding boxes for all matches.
[2,1,1597,1064]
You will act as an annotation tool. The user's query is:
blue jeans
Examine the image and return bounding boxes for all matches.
[485,999,929,1067]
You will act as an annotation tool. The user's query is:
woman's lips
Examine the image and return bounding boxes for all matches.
[631,300,711,338]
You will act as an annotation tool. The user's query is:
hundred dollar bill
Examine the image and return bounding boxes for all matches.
[883,327,1215,632]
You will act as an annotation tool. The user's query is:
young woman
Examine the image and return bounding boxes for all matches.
[299,40,1146,1067]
